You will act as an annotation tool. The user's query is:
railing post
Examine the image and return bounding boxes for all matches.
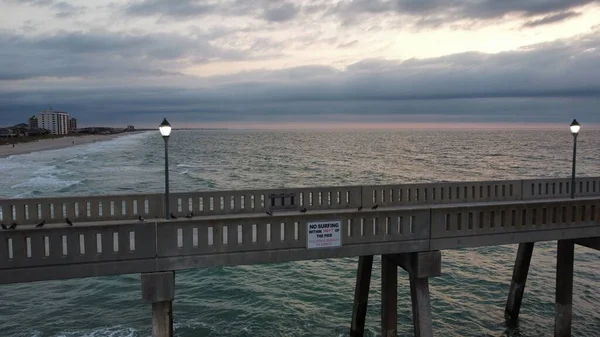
[141,271,175,337]
[520,179,524,201]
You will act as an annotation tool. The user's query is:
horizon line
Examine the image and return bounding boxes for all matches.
[123,121,600,131]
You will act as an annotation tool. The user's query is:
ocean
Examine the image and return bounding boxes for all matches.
[0,129,599,337]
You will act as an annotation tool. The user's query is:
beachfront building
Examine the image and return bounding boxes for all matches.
[0,128,14,138]
[28,116,38,130]
[36,110,69,135]
[68,118,77,133]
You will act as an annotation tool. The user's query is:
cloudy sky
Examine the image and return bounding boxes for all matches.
[1,0,599,128]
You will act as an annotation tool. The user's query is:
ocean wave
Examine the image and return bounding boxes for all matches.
[176,163,200,168]
[65,156,90,164]
[11,176,82,191]
[56,326,140,337]
[9,190,43,199]
[85,134,150,151]
[0,161,26,171]
[33,165,60,175]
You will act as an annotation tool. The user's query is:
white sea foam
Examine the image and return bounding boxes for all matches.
[65,156,90,164]
[10,176,82,191]
[0,132,154,198]
[78,132,153,155]
[56,326,139,337]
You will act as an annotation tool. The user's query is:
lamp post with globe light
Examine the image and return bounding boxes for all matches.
[159,118,172,219]
[569,119,580,199]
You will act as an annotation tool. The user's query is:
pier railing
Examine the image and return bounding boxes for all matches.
[2,177,600,225]
[0,177,599,284]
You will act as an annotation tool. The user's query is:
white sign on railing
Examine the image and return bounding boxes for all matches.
[307,220,342,249]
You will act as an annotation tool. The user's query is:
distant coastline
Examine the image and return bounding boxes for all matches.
[0,131,147,159]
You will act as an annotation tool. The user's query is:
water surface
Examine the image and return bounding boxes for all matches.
[0,129,599,337]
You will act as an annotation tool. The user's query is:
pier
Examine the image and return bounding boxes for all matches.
[1,176,599,336]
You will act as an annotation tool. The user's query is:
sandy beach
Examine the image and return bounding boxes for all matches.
[0,132,145,159]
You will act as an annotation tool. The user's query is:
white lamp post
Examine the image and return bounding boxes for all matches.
[569,119,580,199]
[159,118,172,219]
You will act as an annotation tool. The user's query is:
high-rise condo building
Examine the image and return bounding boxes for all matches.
[37,109,70,135]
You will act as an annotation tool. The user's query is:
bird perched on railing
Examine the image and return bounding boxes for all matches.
[170,213,178,219]
[66,218,73,226]
[185,211,194,218]
[9,222,17,229]
[138,216,145,222]
[1,223,7,230]
[300,207,307,213]
[36,219,46,228]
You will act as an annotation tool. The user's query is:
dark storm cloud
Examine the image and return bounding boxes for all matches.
[0,31,249,80]
[335,0,597,18]
[4,0,85,18]
[125,0,219,18]
[119,0,600,27]
[211,30,600,103]
[522,11,581,27]
[52,2,85,18]
[263,3,298,22]
[1,27,600,125]
[5,0,54,6]
[2,90,598,126]
[125,0,301,23]
[321,0,600,29]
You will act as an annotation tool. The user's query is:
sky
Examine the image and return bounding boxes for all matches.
[0,0,599,129]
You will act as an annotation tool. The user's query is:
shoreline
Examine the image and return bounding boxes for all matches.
[0,131,147,159]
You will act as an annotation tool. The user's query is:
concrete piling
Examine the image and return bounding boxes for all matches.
[141,271,175,337]
[505,242,535,324]
[381,251,440,337]
[394,251,440,337]
[350,255,373,337]
[151,301,173,337]
[409,275,434,337]
[381,255,398,337]
[554,240,574,337]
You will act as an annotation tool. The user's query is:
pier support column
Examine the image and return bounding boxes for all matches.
[391,251,441,337]
[381,255,398,337]
[409,275,433,337]
[350,255,373,337]
[141,271,175,337]
[554,240,574,337]
[505,242,535,324]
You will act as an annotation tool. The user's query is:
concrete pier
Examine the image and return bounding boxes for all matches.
[350,255,373,337]
[381,255,398,337]
[505,242,535,324]
[0,176,599,335]
[554,240,574,337]
[142,271,175,337]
